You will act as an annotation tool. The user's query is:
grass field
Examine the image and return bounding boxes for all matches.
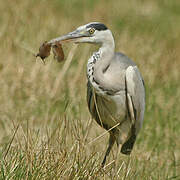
[0,0,180,179]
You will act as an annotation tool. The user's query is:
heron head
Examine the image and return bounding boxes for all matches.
[48,22,114,45]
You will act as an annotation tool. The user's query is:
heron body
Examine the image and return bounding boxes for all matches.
[48,22,145,166]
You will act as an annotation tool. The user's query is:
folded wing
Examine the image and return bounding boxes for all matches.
[121,66,145,154]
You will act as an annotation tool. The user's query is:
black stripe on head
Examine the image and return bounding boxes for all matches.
[86,23,108,31]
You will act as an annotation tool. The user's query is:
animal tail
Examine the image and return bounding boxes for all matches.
[121,125,136,155]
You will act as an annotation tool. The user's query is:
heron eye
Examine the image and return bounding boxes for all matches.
[89,28,95,34]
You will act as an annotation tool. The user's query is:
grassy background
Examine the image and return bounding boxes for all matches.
[0,0,180,179]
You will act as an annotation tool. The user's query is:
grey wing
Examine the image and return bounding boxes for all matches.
[125,66,145,134]
[121,65,145,154]
[87,81,110,130]
[86,81,101,126]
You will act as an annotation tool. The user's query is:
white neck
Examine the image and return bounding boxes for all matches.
[93,35,115,89]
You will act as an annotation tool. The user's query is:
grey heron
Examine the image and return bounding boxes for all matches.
[48,22,145,167]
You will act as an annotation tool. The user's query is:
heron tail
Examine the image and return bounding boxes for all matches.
[121,125,136,155]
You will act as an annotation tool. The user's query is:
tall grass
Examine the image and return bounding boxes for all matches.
[0,0,180,179]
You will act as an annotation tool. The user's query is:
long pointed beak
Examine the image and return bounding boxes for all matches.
[47,30,88,45]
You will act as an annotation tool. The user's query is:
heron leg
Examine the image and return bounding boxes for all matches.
[101,133,115,167]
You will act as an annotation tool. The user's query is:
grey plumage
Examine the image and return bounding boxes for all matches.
[48,22,145,167]
[87,51,145,165]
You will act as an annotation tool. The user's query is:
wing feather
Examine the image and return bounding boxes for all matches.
[121,66,145,154]
[125,66,145,134]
